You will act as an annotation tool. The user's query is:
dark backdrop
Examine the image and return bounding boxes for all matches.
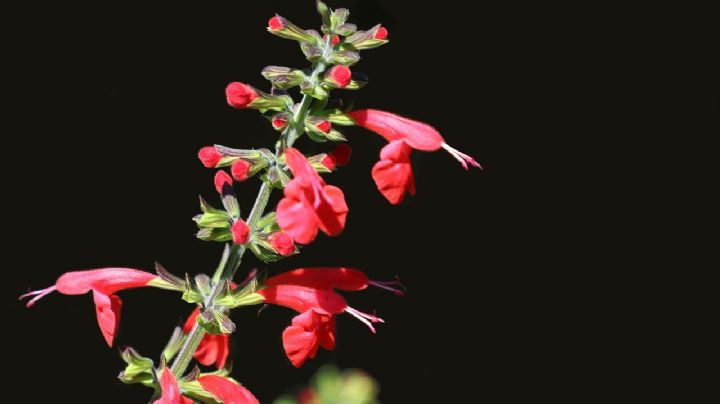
[3,1,717,402]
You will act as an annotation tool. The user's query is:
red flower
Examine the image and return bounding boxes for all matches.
[20,268,160,347]
[258,268,397,367]
[268,15,284,31]
[198,146,222,168]
[276,148,348,244]
[183,308,230,369]
[214,170,233,194]
[347,109,481,203]
[371,140,416,204]
[197,375,259,404]
[225,82,259,109]
[375,26,388,40]
[327,65,352,88]
[270,232,295,256]
[231,160,252,182]
[231,220,250,245]
[154,368,193,404]
[321,154,336,171]
[330,144,352,166]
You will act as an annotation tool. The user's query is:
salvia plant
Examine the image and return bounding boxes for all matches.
[20,2,480,402]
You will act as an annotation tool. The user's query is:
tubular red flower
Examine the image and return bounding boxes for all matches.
[371,140,416,204]
[183,308,230,369]
[19,268,158,347]
[198,146,222,168]
[154,368,193,404]
[225,82,259,109]
[327,65,352,88]
[375,26,388,40]
[258,284,348,315]
[231,220,250,245]
[197,375,259,404]
[276,148,348,244]
[331,144,352,166]
[347,109,481,169]
[264,267,368,291]
[269,232,295,256]
[230,160,252,182]
[214,170,233,194]
[282,310,335,367]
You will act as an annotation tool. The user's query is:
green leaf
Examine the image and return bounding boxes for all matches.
[330,8,350,30]
[335,23,357,36]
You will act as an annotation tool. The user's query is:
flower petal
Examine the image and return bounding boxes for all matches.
[154,368,193,404]
[197,375,259,404]
[348,109,444,151]
[371,158,415,204]
[56,268,157,296]
[277,196,319,245]
[93,290,122,347]
[258,285,347,314]
[264,268,368,291]
[315,185,348,237]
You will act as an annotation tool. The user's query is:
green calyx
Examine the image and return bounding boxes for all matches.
[118,347,155,387]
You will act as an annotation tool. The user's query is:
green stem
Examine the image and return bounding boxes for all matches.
[166,32,333,383]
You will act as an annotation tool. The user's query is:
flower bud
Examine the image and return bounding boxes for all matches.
[305,117,346,142]
[270,232,296,256]
[317,120,332,133]
[321,154,336,171]
[323,34,341,46]
[230,160,252,182]
[231,220,250,245]
[225,82,258,109]
[214,170,233,194]
[198,146,222,168]
[272,115,289,131]
[267,15,314,43]
[324,65,352,88]
[331,144,352,165]
[345,24,389,50]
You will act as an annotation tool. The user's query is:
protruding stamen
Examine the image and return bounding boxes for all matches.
[369,276,407,296]
[345,306,385,334]
[18,286,57,308]
[237,268,258,288]
[441,143,482,170]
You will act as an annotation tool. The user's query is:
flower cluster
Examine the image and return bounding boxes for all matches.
[20,1,478,401]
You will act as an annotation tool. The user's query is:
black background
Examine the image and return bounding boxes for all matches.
[3,1,717,402]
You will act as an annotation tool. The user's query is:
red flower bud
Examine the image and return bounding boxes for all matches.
[268,15,284,31]
[316,120,332,133]
[327,65,352,88]
[198,146,222,168]
[320,155,336,171]
[331,144,352,165]
[225,82,259,109]
[374,26,388,40]
[231,220,250,245]
[230,160,252,182]
[272,117,288,130]
[323,34,340,46]
[214,170,233,194]
[270,232,295,256]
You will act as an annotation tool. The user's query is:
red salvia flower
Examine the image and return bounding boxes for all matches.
[197,375,259,404]
[375,26,389,40]
[258,268,403,367]
[183,308,230,369]
[214,170,233,194]
[348,109,480,203]
[371,140,416,204]
[269,232,295,256]
[225,82,259,109]
[230,160,252,182]
[276,148,348,244]
[198,146,222,168]
[327,65,352,88]
[231,220,250,245]
[154,368,193,404]
[20,268,160,347]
